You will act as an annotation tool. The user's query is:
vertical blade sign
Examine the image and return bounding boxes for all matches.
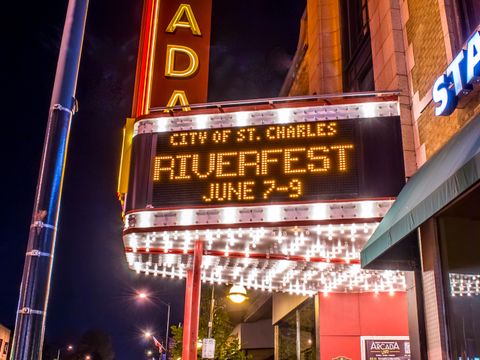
[134,0,212,116]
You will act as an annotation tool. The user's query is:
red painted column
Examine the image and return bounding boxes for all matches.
[182,240,203,359]
[182,269,193,359]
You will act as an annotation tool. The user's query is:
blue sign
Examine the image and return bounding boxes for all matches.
[433,30,480,116]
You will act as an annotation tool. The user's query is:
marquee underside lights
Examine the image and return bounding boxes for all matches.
[122,200,406,294]
[123,222,407,295]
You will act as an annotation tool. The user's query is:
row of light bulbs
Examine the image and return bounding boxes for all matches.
[126,252,406,296]
[449,273,480,297]
[126,223,378,264]
[136,101,397,136]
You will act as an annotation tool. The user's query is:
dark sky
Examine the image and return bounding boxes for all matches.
[1,1,305,358]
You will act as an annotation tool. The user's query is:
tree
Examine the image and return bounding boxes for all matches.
[170,286,250,360]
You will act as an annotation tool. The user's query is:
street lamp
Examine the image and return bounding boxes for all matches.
[144,330,165,359]
[138,291,148,299]
[227,285,248,304]
[136,291,171,358]
[55,344,74,360]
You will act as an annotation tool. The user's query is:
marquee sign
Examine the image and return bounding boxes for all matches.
[151,120,358,206]
[122,95,409,295]
[126,99,405,212]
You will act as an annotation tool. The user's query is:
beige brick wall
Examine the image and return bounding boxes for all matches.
[306,0,343,94]
[369,0,417,177]
[418,92,480,158]
[402,0,480,161]
[284,0,480,169]
[405,0,448,100]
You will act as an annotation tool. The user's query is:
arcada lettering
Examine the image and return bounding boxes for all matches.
[164,3,202,111]
[432,30,480,116]
[370,341,400,351]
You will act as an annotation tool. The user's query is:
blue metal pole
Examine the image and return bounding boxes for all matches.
[11,0,88,359]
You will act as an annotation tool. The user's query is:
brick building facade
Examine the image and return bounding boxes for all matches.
[282,0,480,359]
[282,0,479,174]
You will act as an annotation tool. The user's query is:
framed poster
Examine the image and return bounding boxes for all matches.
[361,336,410,360]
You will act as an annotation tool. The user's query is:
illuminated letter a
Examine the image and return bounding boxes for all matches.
[166,4,202,35]
[165,90,191,112]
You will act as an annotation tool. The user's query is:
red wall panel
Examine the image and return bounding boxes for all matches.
[318,292,408,360]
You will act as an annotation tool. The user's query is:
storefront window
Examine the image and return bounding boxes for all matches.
[438,186,480,360]
[277,298,316,360]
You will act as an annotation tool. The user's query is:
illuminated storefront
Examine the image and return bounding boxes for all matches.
[281,0,480,358]
[119,0,420,359]
[362,28,480,360]
[122,94,411,359]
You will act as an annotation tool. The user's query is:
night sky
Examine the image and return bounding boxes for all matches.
[1,1,305,358]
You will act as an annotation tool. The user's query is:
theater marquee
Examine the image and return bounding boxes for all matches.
[122,95,408,295]
[126,99,405,212]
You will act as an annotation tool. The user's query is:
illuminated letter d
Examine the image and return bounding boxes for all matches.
[165,45,199,78]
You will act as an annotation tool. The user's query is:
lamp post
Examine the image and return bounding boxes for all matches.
[136,291,171,359]
[10,0,88,358]
[207,286,215,339]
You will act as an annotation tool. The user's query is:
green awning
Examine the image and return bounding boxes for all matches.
[361,113,480,269]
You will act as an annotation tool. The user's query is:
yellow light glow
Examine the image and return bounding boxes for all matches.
[165,45,199,78]
[144,0,160,115]
[228,285,248,304]
[330,144,354,171]
[165,90,191,112]
[153,143,353,185]
[151,122,356,204]
[165,4,202,35]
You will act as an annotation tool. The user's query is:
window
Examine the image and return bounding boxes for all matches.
[438,185,480,359]
[277,298,316,360]
[340,0,374,92]
[457,0,480,43]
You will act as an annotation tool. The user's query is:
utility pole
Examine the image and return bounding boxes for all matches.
[207,286,214,338]
[10,1,89,359]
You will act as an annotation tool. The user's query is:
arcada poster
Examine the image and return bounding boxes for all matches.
[360,336,411,360]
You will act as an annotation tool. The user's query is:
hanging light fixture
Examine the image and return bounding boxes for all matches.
[227,285,248,304]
